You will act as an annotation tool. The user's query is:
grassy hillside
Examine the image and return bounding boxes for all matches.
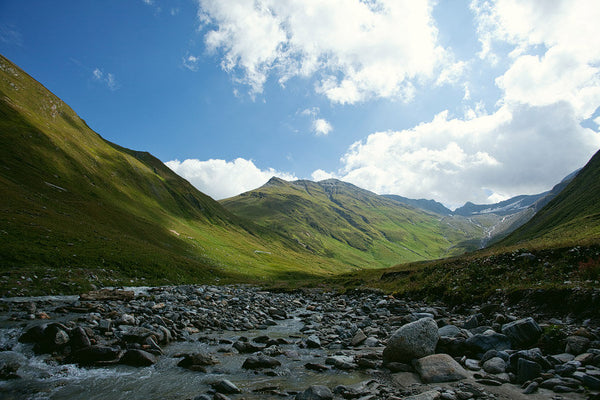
[221,178,491,269]
[333,151,600,301]
[499,149,600,247]
[0,55,352,296]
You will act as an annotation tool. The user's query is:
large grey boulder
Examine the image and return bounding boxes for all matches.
[383,318,439,364]
[414,353,469,383]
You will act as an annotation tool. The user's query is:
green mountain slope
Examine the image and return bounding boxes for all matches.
[499,149,600,247]
[0,55,350,295]
[221,177,490,268]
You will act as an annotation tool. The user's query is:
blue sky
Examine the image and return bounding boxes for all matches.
[1,0,599,209]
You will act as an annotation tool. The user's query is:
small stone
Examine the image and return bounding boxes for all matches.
[306,335,321,349]
[295,385,333,400]
[464,359,481,371]
[522,381,539,394]
[565,336,590,355]
[351,329,367,346]
[242,355,281,370]
[212,379,242,394]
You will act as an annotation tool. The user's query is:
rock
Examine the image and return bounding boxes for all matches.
[482,357,506,374]
[583,374,600,390]
[438,325,462,338]
[296,385,333,400]
[305,362,330,372]
[233,340,263,353]
[565,335,590,355]
[325,355,357,370]
[177,352,219,371]
[465,332,511,356]
[517,358,541,383]
[70,346,121,365]
[464,359,481,371]
[414,354,469,383]
[306,335,321,349]
[69,326,91,349]
[383,318,439,364]
[351,329,367,346]
[242,355,281,369]
[522,381,539,394]
[120,349,157,367]
[0,360,20,379]
[501,317,542,348]
[212,379,242,394]
[403,390,441,400]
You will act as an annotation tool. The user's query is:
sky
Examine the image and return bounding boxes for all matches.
[1,0,600,209]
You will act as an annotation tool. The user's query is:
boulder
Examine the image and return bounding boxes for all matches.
[70,346,121,365]
[482,357,506,374]
[465,332,511,356]
[501,317,542,348]
[242,355,281,369]
[120,349,157,367]
[212,379,242,394]
[177,352,219,371]
[383,318,439,364]
[414,353,469,383]
[517,358,542,383]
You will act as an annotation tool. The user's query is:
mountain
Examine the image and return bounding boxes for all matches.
[382,195,452,216]
[221,177,492,268]
[454,171,578,217]
[0,55,345,295]
[499,150,600,246]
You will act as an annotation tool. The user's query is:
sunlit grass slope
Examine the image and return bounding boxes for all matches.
[0,54,351,295]
[221,178,490,269]
[334,150,600,300]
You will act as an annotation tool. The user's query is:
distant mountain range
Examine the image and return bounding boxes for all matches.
[1,53,598,294]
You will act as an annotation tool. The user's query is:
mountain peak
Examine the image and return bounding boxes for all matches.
[266,176,288,186]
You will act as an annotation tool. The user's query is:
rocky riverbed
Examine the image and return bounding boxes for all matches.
[0,285,599,400]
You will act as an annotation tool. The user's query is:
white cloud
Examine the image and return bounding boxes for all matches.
[183,54,200,71]
[165,158,297,199]
[313,118,332,136]
[311,169,335,181]
[196,0,454,103]
[472,0,600,119]
[301,107,333,136]
[92,68,119,91]
[320,103,600,209]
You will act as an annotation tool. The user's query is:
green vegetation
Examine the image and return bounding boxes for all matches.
[221,178,492,269]
[0,55,352,296]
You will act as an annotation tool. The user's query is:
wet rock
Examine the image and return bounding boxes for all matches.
[403,390,441,400]
[212,379,242,394]
[69,326,91,349]
[0,359,20,379]
[383,318,439,364]
[177,352,219,371]
[414,354,468,383]
[80,289,134,301]
[120,349,157,367]
[233,340,263,354]
[70,345,121,365]
[306,335,321,349]
[501,317,542,348]
[295,385,333,400]
[305,362,330,372]
[242,354,281,369]
[438,325,462,338]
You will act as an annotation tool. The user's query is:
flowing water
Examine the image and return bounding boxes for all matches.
[0,295,371,400]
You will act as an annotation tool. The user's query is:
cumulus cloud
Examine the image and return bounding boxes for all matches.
[319,103,600,209]
[196,0,458,103]
[473,0,600,119]
[301,108,333,136]
[165,158,297,199]
[92,68,119,91]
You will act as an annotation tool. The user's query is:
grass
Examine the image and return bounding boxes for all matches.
[221,178,495,270]
[0,54,354,296]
